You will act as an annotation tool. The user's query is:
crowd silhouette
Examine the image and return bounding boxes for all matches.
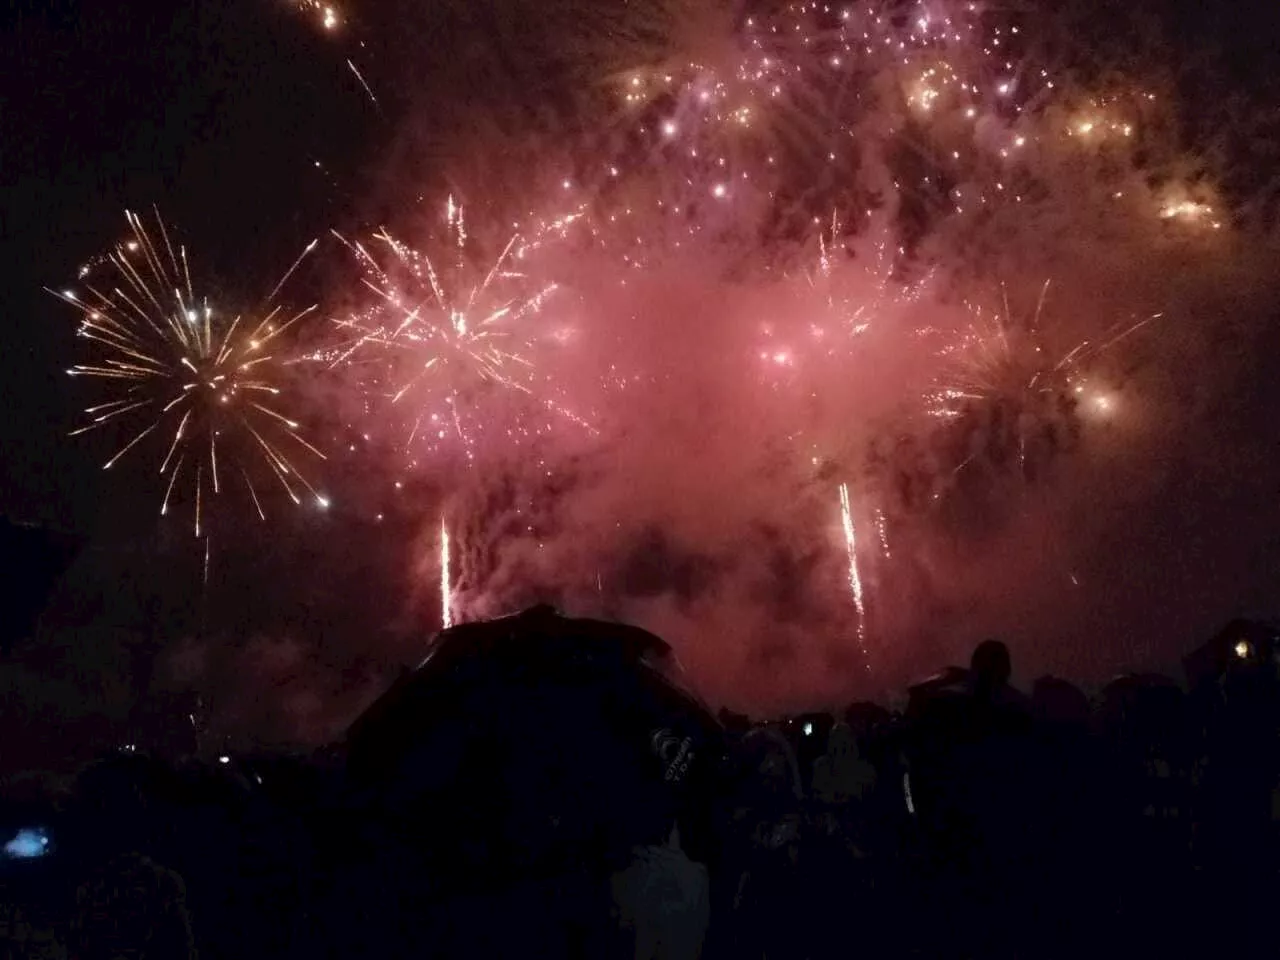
[2,608,1279,959]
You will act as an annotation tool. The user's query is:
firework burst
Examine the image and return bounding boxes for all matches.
[330,196,590,463]
[54,211,328,536]
[291,0,341,32]
[927,281,1158,479]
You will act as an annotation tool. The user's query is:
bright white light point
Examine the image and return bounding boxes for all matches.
[219,756,230,764]
[1235,640,1252,658]
[322,6,337,29]
[998,82,1010,94]
[662,120,677,136]
[1014,136,1026,147]
[712,183,728,198]
[62,290,76,300]
[561,179,571,189]
[965,107,976,118]
[317,496,331,509]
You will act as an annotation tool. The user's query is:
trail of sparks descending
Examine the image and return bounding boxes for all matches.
[346,60,379,107]
[440,516,453,629]
[839,482,869,662]
[54,210,328,535]
[331,196,589,460]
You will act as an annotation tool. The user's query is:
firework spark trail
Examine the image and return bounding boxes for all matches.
[346,59,379,108]
[53,210,328,535]
[440,516,453,629]
[875,508,891,561]
[839,482,869,667]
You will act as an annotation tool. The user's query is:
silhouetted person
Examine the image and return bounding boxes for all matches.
[812,723,876,805]
[65,759,196,960]
[908,642,1036,959]
[716,728,804,960]
[1029,677,1107,959]
[970,639,1012,702]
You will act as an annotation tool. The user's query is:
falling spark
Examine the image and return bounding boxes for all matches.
[839,482,869,662]
[875,508,891,560]
[346,59,379,107]
[440,516,453,630]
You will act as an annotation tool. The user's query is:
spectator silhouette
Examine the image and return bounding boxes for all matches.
[812,723,877,805]
[718,727,803,959]
[65,758,196,960]
[971,639,1012,702]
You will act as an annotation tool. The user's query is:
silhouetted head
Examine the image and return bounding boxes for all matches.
[1032,676,1089,726]
[971,640,1012,694]
[66,757,156,860]
[826,723,857,762]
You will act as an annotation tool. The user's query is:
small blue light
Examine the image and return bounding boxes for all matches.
[4,828,51,860]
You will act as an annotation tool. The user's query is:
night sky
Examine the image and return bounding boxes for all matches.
[1,0,1279,767]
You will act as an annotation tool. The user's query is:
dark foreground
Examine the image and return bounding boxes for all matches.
[3,610,1279,960]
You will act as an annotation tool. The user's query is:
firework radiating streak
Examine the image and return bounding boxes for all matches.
[930,282,1160,418]
[53,210,327,535]
[440,516,453,630]
[839,482,869,666]
[266,238,321,304]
